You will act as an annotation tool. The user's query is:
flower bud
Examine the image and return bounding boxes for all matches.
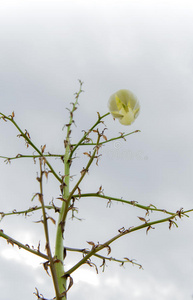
[108,89,140,125]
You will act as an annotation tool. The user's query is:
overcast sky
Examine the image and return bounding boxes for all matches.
[1,1,193,299]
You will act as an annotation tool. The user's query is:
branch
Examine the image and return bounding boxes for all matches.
[64,211,187,275]
[60,134,101,226]
[38,158,61,299]
[0,153,63,162]
[0,205,54,220]
[0,229,48,260]
[71,129,141,147]
[65,246,143,269]
[54,80,84,299]
[72,193,176,215]
[68,112,110,161]
[0,112,62,183]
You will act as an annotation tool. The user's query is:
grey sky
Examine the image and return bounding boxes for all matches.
[1,1,193,299]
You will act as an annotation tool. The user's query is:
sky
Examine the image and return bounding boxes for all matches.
[0,0,193,299]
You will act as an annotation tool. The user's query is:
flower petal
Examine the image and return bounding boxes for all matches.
[108,89,140,126]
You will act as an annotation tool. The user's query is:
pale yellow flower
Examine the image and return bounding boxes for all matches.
[108,89,140,125]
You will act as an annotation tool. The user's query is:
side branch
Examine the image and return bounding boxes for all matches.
[71,129,141,147]
[72,193,176,215]
[64,212,184,275]
[0,205,54,219]
[0,153,63,162]
[0,229,48,260]
[65,246,143,269]
[69,112,110,161]
[0,112,62,183]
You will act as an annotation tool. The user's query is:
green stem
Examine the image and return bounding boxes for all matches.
[54,144,69,298]
[39,159,61,299]
[0,205,54,219]
[54,83,83,299]
[72,193,175,215]
[60,134,101,226]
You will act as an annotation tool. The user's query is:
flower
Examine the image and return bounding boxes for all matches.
[108,89,140,125]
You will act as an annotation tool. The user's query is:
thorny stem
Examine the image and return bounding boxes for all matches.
[72,193,178,216]
[54,81,84,299]
[38,158,61,299]
[65,246,143,269]
[0,230,48,260]
[71,129,140,147]
[64,211,186,275]
[0,153,63,161]
[0,112,62,183]
[54,149,69,297]
[68,112,110,161]
[0,205,54,218]
[60,134,101,226]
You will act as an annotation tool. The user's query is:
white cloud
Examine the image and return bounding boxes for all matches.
[73,268,100,286]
